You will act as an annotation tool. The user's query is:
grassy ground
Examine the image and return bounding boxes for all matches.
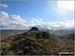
[1,30,74,55]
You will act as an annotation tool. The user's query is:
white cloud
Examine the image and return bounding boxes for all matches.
[31,18,42,25]
[0,11,9,22]
[0,4,8,8]
[0,11,8,18]
[57,1,74,13]
[0,11,74,30]
[10,15,27,26]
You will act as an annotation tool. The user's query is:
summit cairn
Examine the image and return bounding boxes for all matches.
[29,27,39,31]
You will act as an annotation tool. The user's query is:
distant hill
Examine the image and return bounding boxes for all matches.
[51,30,74,35]
[65,32,74,40]
[1,30,27,38]
[1,29,74,55]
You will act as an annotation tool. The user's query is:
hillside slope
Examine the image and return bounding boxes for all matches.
[1,30,74,55]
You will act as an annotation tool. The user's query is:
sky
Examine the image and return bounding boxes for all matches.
[0,0,74,30]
